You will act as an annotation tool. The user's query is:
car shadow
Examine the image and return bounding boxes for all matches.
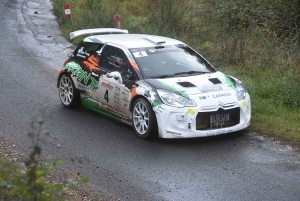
[147,130,247,145]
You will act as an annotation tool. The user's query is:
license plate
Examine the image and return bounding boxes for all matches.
[210,113,231,129]
[196,108,240,130]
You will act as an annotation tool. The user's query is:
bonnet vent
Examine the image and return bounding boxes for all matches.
[208,78,221,84]
[177,82,196,87]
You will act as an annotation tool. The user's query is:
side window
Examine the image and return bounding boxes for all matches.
[100,45,134,79]
[73,42,101,61]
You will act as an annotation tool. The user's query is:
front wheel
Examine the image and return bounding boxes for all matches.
[132,98,158,139]
[58,74,80,108]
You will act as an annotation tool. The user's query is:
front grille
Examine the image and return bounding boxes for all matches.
[196,107,240,130]
[200,102,238,111]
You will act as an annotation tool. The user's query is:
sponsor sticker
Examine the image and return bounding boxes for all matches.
[107,105,114,111]
[121,91,129,96]
[242,100,247,108]
[76,54,86,59]
[78,47,84,54]
[115,86,121,92]
[207,129,226,136]
[64,62,98,91]
[185,109,197,115]
[176,115,187,121]
[101,82,114,90]
[167,131,182,136]
[77,83,90,91]
[199,96,209,100]
[212,93,231,98]
[133,51,148,57]
[206,129,234,136]
[151,100,165,113]
[198,85,223,93]
[77,47,90,57]
[122,98,129,103]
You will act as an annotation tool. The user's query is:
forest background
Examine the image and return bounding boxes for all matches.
[52,0,300,144]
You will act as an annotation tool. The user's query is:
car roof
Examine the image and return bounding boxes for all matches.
[83,34,184,49]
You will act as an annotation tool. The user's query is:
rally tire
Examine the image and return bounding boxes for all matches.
[58,74,80,108]
[132,98,158,139]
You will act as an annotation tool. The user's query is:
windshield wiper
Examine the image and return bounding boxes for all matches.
[174,71,208,76]
[151,74,174,79]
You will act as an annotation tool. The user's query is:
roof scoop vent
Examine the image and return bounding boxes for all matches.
[144,36,166,45]
[209,78,221,84]
[177,82,196,87]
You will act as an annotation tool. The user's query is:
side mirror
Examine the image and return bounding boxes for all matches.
[107,71,123,84]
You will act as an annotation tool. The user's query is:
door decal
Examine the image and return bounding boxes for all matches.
[64,61,99,91]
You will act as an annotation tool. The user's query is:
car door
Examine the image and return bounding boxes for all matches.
[95,44,138,119]
[67,42,104,94]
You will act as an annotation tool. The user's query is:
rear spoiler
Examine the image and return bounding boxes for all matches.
[70,28,129,40]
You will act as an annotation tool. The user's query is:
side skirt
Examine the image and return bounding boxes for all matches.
[81,97,132,126]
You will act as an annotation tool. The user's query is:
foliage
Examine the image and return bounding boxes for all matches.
[0,115,89,201]
[213,0,300,41]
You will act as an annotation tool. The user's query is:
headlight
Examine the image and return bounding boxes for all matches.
[157,89,197,107]
[236,80,247,101]
[236,90,246,101]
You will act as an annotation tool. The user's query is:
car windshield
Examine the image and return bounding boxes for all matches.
[129,44,215,79]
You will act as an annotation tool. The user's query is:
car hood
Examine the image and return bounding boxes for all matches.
[145,71,237,97]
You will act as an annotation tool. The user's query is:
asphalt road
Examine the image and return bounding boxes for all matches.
[1,0,300,200]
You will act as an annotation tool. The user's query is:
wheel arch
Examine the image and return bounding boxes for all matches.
[57,71,78,90]
[130,95,153,112]
[130,95,158,139]
[58,72,81,108]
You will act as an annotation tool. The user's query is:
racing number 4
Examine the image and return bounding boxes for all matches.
[104,90,109,103]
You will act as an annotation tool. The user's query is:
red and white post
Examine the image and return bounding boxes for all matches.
[64,4,74,30]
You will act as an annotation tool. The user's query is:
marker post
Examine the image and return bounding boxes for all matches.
[64,4,74,31]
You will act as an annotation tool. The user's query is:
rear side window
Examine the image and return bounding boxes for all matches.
[73,42,102,61]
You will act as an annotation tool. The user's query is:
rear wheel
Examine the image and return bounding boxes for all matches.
[58,74,80,108]
[132,98,158,139]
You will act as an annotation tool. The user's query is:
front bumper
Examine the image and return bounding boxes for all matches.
[154,95,251,138]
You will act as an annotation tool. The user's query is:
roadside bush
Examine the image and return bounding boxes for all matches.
[0,115,89,201]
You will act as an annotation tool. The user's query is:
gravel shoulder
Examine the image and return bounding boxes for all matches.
[0,134,116,201]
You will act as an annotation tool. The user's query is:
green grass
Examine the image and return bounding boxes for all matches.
[225,67,300,144]
[251,100,300,143]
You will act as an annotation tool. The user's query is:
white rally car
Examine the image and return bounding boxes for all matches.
[57,28,251,139]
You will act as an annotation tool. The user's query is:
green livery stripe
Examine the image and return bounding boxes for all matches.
[157,80,190,99]
[81,98,122,122]
[225,76,237,92]
[64,61,99,91]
